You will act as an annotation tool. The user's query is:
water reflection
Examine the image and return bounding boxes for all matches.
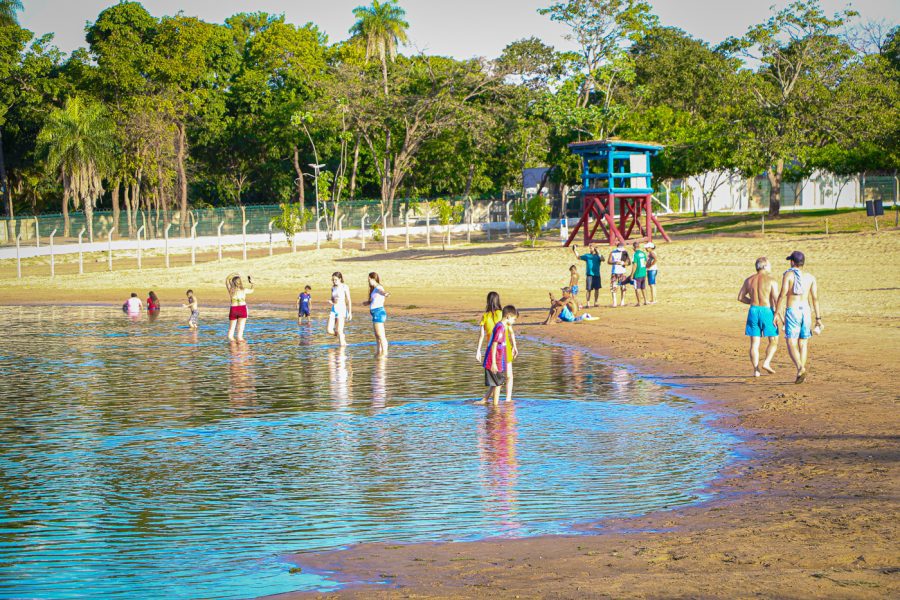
[478,403,520,533]
[0,306,736,600]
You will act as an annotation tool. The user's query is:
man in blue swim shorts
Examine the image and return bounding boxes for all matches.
[737,257,780,377]
[774,251,822,384]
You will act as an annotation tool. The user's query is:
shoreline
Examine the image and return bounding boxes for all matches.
[2,233,897,598]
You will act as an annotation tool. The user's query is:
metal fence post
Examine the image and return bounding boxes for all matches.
[217,220,225,260]
[78,228,85,275]
[268,220,274,257]
[164,223,172,268]
[191,223,197,265]
[338,215,346,249]
[49,229,58,277]
[360,214,368,251]
[136,225,145,270]
[316,216,324,250]
[761,214,765,235]
[382,213,388,251]
[426,210,431,247]
[486,201,493,241]
[16,233,22,279]
[506,200,513,238]
[405,210,411,248]
[107,228,114,271]
[466,206,472,243]
[34,217,40,248]
[242,219,249,261]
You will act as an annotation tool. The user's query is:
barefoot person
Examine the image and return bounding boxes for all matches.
[122,292,142,315]
[568,265,580,307]
[327,272,352,347]
[738,257,780,377]
[572,243,603,307]
[608,242,627,307]
[481,305,518,405]
[645,242,659,303]
[226,273,254,341]
[631,242,648,307]
[182,289,199,329]
[297,285,312,325]
[774,251,822,384]
[364,272,389,355]
[476,292,518,402]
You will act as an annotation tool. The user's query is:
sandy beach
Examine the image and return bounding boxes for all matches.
[2,228,898,598]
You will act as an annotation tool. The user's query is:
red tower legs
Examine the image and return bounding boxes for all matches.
[564,193,671,247]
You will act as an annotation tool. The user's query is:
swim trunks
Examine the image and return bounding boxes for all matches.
[571,285,580,296]
[371,307,387,323]
[229,305,248,320]
[189,309,199,326]
[634,276,647,290]
[784,304,812,339]
[585,275,602,290]
[559,306,575,322]
[647,270,658,285]
[745,305,777,337]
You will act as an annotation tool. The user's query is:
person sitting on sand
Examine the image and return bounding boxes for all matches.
[226,273,254,342]
[543,288,576,324]
[122,293,142,315]
[183,289,199,329]
[738,257,779,377]
[774,251,822,384]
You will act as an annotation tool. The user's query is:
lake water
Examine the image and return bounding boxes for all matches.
[0,305,736,599]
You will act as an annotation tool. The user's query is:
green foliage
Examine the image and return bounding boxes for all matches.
[349,0,409,66]
[271,202,313,245]
[512,195,552,247]
[433,198,463,226]
[371,219,383,241]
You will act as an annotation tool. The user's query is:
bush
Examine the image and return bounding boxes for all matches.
[272,203,314,246]
[433,198,464,249]
[512,195,552,247]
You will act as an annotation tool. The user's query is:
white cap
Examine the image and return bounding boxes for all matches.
[644,242,656,249]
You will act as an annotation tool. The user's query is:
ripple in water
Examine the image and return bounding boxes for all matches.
[0,306,736,599]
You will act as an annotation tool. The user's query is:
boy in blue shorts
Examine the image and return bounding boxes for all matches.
[737,257,780,377]
[297,285,312,324]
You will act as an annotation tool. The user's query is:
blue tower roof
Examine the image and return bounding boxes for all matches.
[568,139,663,195]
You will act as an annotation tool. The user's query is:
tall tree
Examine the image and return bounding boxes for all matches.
[37,97,116,239]
[0,0,29,223]
[0,0,23,27]
[723,0,857,216]
[349,0,409,96]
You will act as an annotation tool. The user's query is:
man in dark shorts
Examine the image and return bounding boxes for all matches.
[631,241,648,306]
[572,243,604,307]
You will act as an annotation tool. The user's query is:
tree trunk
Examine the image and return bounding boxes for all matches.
[85,197,94,243]
[349,136,360,200]
[767,159,784,217]
[111,179,121,237]
[175,123,188,236]
[292,145,305,206]
[62,187,70,238]
[463,163,475,199]
[124,184,132,237]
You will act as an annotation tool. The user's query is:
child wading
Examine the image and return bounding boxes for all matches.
[297,285,312,325]
[481,305,518,405]
[363,272,389,355]
[476,292,518,402]
[327,272,352,347]
[183,289,199,329]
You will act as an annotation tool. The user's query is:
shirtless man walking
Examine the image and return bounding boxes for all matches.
[738,257,780,377]
[774,251,822,384]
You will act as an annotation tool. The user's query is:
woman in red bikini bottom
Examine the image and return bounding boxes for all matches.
[226,273,254,341]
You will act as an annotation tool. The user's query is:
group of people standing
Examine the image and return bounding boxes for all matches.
[544,240,660,324]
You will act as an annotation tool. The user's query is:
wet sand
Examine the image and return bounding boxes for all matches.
[1,231,898,598]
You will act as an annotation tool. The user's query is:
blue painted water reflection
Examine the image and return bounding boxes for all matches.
[0,306,735,599]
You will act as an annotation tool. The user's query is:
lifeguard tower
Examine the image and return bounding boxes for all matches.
[564,139,671,247]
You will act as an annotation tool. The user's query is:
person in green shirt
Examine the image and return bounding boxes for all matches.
[631,241,649,306]
[571,243,604,308]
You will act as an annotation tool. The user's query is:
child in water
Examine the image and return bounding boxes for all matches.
[182,290,199,329]
[147,291,160,312]
[122,293,142,314]
[475,291,518,403]
[297,285,312,325]
[481,305,518,405]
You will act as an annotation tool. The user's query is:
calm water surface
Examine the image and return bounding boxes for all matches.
[0,305,736,599]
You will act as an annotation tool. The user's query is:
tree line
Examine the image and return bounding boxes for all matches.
[0,0,897,240]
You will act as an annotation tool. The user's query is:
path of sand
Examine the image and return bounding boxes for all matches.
[1,231,898,598]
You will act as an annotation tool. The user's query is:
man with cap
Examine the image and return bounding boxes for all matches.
[774,251,822,383]
[608,241,628,307]
[738,257,780,377]
[645,242,659,303]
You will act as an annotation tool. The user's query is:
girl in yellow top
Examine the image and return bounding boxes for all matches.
[475,291,518,402]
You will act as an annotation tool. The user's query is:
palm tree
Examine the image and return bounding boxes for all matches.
[37,97,116,240]
[0,0,24,27]
[349,0,409,96]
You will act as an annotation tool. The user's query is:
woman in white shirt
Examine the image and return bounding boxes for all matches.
[327,271,352,347]
[363,271,390,355]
